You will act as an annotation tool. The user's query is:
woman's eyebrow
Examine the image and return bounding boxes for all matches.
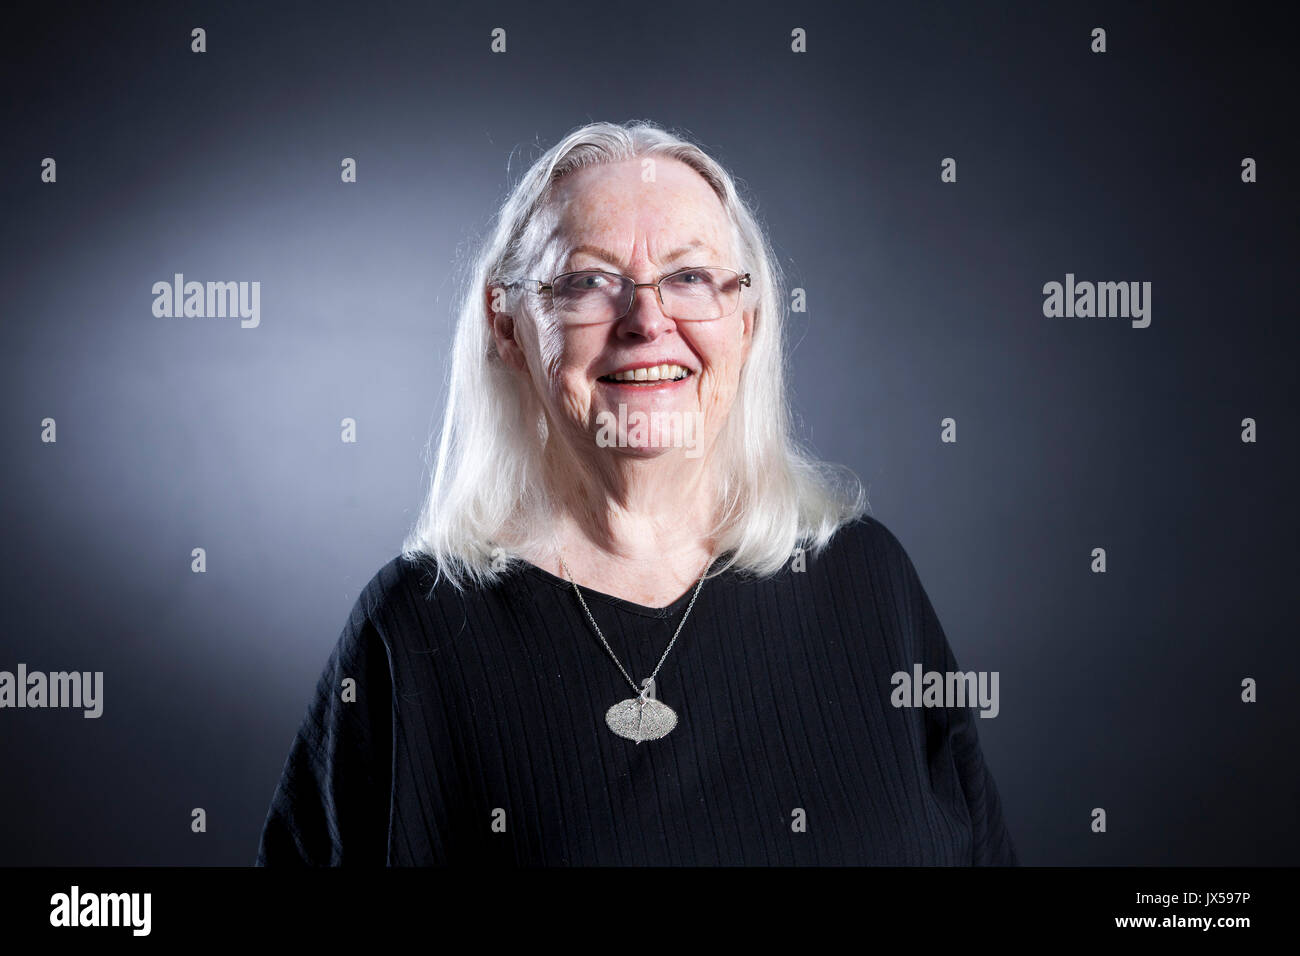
[661,241,715,264]
[564,244,626,269]
[563,240,716,271]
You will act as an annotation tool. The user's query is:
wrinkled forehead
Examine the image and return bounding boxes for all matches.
[530,159,738,278]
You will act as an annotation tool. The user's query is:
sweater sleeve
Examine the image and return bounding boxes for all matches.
[255,598,395,866]
[870,517,1020,866]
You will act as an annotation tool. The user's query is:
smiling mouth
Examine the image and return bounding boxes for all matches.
[598,364,692,385]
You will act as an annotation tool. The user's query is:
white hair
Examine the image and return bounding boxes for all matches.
[402,119,866,589]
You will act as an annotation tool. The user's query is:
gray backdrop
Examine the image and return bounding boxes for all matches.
[2,0,1296,865]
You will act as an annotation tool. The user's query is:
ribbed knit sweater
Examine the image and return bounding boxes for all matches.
[256,515,1018,865]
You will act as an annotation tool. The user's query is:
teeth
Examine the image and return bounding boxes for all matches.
[605,364,689,383]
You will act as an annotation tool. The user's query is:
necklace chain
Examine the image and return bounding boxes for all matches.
[558,553,714,697]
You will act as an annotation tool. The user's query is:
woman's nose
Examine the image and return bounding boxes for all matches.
[616,284,675,339]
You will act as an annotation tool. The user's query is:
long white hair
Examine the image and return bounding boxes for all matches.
[402,120,866,589]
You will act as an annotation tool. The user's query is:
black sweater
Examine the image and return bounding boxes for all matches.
[255,516,1018,865]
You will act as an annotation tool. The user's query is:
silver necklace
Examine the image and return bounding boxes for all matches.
[558,553,714,744]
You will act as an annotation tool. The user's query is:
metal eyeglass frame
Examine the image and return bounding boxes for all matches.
[514,267,752,322]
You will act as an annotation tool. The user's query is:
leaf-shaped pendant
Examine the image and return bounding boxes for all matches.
[605,695,677,743]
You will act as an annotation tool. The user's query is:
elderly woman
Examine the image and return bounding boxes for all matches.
[257,121,1017,866]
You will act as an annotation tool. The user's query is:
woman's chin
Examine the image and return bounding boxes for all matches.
[586,404,709,459]
[595,441,680,460]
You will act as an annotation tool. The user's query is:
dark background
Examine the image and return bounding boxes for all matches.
[1,0,1295,865]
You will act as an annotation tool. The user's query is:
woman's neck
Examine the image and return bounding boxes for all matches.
[548,513,716,609]
[524,446,721,608]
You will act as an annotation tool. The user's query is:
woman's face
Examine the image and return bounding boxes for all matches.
[500,156,753,463]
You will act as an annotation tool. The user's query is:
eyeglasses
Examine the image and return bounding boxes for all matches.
[514,267,751,325]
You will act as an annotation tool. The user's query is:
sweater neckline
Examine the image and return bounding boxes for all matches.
[518,559,720,620]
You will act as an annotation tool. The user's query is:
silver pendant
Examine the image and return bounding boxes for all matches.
[605,679,676,743]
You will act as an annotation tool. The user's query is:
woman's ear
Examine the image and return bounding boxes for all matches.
[485,284,528,373]
[740,304,755,359]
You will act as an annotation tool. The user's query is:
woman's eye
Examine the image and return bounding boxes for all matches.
[669,270,711,286]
